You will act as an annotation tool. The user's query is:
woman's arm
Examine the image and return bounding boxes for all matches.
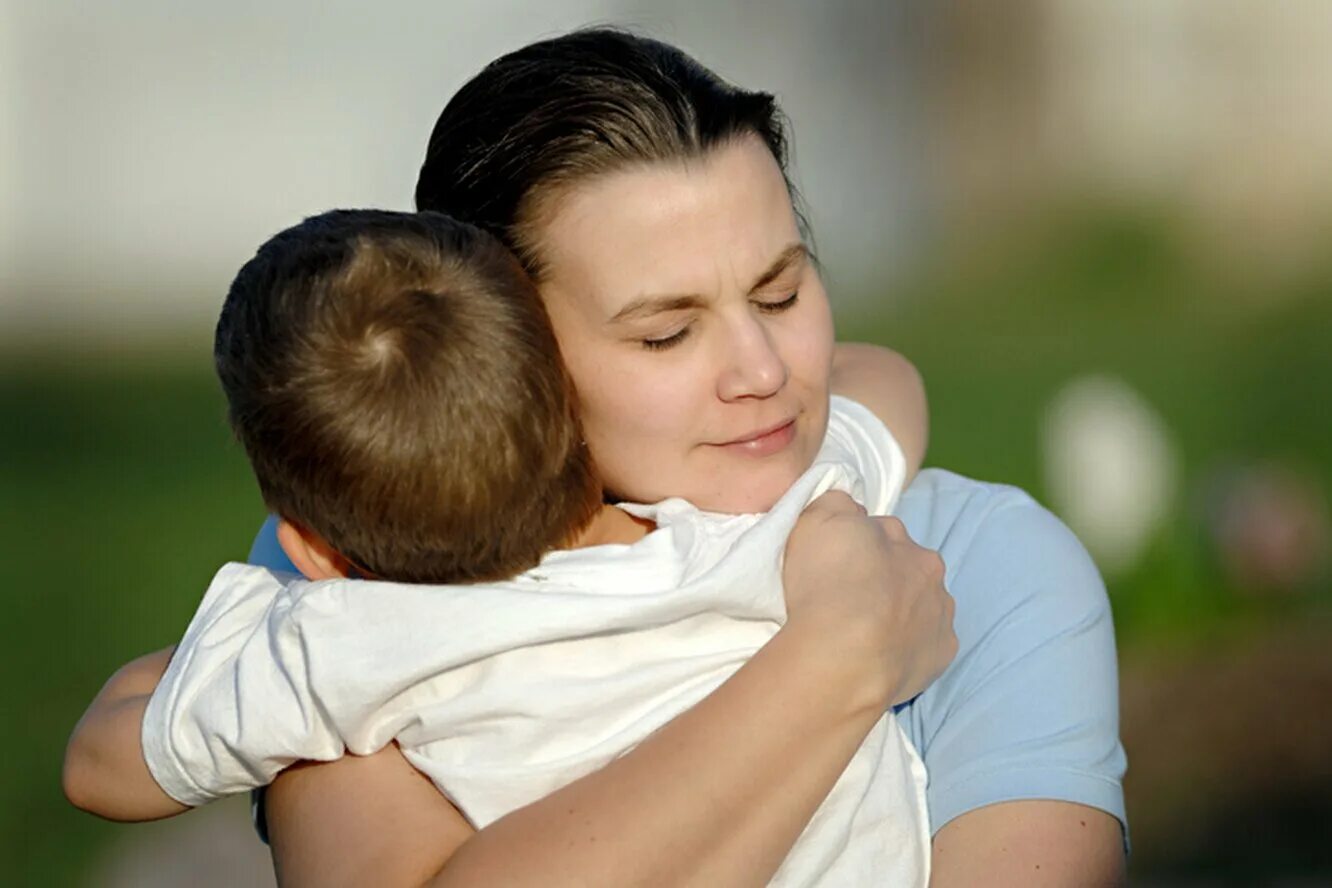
[897,474,1128,886]
[266,493,956,887]
[62,647,189,821]
[932,801,1126,887]
[271,621,889,887]
[63,562,350,819]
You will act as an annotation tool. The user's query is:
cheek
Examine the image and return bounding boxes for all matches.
[543,304,708,498]
[572,354,702,473]
[783,288,835,394]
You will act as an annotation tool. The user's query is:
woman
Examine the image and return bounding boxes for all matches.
[258,28,1127,887]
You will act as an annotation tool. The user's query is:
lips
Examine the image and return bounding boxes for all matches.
[713,417,798,457]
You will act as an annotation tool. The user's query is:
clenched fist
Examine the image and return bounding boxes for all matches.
[782,491,957,709]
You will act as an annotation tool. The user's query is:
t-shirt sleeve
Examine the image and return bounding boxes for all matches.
[824,395,908,516]
[142,563,346,806]
[906,490,1128,842]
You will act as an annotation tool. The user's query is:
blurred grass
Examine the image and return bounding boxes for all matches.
[0,353,262,886]
[3,206,1330,883]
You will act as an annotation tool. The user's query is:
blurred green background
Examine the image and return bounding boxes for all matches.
[5,2,1331,885]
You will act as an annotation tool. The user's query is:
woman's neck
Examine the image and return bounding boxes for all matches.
[566,503,654,549]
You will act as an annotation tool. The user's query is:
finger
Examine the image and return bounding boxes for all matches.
[874,515,908,539]
[807,490,861,515]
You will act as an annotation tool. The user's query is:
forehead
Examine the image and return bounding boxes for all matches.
[534,137,802,313]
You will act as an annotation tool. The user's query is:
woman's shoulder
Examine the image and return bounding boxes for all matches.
[896,469,1126,835]
[898,468,1108,621]
[896,467,1042,531]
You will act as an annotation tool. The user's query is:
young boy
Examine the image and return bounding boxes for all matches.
[64,209,931,886]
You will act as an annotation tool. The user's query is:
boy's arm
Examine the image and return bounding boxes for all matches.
[831,343,928,482]
[62,646,189,821]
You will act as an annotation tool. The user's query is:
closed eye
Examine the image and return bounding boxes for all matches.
[755,291,799,314]
[641,326,692,351]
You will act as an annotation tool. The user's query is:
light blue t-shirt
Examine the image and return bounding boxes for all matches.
[247,468,1127,839]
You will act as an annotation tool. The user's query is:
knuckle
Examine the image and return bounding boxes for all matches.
[817,490,856,512]
[877,516,906,538]
[923,550,946,581]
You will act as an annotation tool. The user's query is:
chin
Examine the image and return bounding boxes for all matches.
[695,465,804,515]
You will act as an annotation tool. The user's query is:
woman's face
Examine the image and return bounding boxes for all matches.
[533,136,834,513]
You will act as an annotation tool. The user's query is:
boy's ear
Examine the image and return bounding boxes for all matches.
[276,519,355,580]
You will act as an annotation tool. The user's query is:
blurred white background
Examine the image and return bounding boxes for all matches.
[1,0,929,344]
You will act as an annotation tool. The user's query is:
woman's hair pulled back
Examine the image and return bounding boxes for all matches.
[415,27,796,277]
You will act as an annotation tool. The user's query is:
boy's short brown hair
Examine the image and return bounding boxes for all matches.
[215,209,599,583]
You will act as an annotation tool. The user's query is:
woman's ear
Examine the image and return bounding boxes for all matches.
[275,519,355,580]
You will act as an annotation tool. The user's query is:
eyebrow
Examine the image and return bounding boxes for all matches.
[749,243,808,292]
[608,243,808,325]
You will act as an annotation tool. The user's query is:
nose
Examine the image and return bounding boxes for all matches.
[716,313,788,402]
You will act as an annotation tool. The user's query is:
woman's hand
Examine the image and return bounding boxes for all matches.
[782,490,957,708]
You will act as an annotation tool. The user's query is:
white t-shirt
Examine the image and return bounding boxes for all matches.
[143,396,929,886]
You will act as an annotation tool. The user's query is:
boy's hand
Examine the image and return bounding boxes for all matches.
[62,646,190,822]
[781,491,957,709]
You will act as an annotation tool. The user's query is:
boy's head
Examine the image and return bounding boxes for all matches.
[215,209,600,584]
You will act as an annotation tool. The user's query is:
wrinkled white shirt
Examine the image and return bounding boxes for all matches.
[143,396,929,886]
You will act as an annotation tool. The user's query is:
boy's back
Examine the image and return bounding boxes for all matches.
[145,396,930,887]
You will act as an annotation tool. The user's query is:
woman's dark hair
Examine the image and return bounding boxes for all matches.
[415,27,801,278]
